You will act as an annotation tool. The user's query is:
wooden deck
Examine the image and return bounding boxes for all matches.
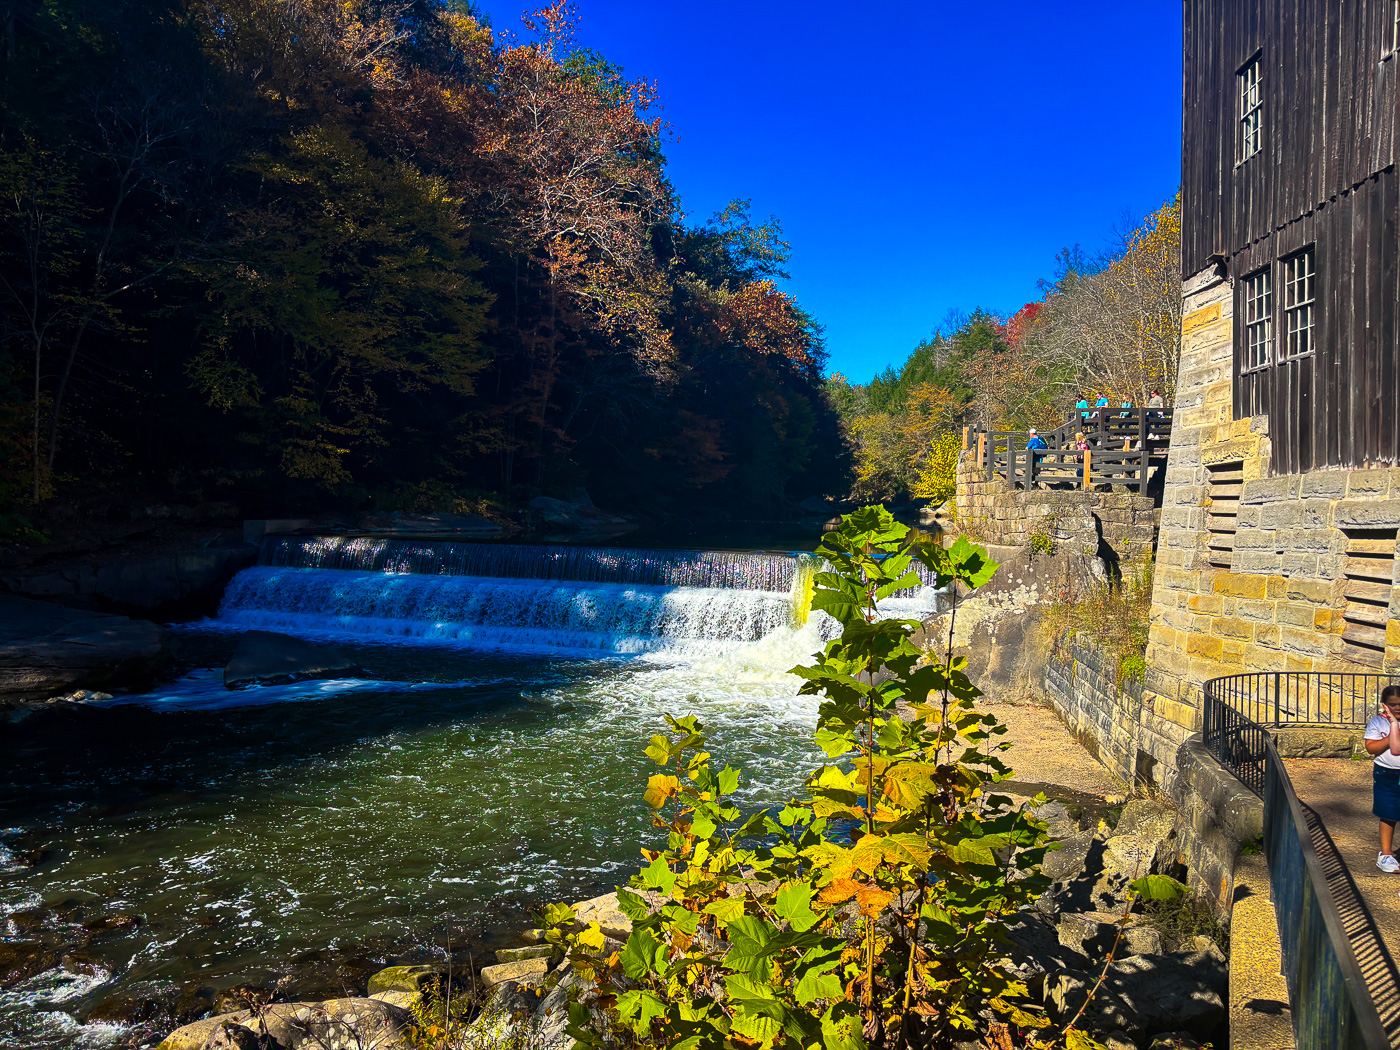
[964,405,1174,495]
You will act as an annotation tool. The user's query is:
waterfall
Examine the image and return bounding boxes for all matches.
[215,537,942,658]
[219,568,798,656]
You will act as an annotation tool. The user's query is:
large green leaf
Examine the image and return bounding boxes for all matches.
[774,882,820,932]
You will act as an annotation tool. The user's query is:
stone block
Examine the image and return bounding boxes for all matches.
[1242,477,1299,504]
[1187,635,1223,659]
[480,957,549,988]
[1285,578,1336,604]
[1299,472,1348,499]
[1188,594,1223,615]
[1347,470,1392,497]
[1238,599,1277,622]
[1255,624,1282,648]
[1281,553,1319,576]
[1231,552,1282,575]
[1335,500,1400,529]
[1215,575,1269,600]
[1280,627,1330,658]
[1211,617,1255,641]
[1275,602,1316,628]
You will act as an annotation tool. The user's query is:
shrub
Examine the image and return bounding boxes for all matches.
[545,507,1091,1049]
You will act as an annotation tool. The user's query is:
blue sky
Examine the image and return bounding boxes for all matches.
[473,1,1183,383]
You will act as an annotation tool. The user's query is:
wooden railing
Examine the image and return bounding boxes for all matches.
[963,405,1173,494]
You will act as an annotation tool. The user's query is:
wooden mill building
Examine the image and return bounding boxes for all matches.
[1140,0,1400,781]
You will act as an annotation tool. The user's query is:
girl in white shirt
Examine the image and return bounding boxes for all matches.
[1363,685,1400,872]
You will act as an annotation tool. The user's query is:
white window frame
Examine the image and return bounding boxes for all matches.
[1242,267,1273,372]
[1392,0,1400,54]
[1238,56,1263,163]
[1281,248,1317,360]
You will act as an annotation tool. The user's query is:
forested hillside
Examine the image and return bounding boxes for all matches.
[828,196,1181,504]
[0,0,844,528]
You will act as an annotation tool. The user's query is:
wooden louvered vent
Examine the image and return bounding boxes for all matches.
[1340,528,1396,668]
[1205,462,1244,569]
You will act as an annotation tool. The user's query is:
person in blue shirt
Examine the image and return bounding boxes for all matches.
[1026,429,1048,450]
[1076,398,1090,420]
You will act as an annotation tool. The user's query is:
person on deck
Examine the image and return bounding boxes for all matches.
[1365,685,1400,873]
[1074,432,1089,453]
[1147,390,1165,409]
[1026,429,1048,451]
[1077,398,1090,419]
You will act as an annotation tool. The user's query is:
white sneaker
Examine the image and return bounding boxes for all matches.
[1378,853,1399,873]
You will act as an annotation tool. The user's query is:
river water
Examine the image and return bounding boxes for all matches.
[0,539,940,1048]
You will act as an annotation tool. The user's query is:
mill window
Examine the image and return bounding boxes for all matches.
[1243,267,1273,371]
[1281,248,1316,359]
[1239,57,1263,162]
[1392,0,1400,53]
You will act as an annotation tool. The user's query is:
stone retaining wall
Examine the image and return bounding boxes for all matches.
[954,451,1158,572]
[1042,630,1191,790]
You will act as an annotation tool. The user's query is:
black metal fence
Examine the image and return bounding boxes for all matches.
[1204,672,1398,1050]
[1263,735,1390,1049]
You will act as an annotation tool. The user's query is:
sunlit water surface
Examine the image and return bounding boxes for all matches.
[0,621,833,1048]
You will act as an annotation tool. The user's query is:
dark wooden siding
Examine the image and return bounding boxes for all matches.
[1185,0,1400,472]
[1183,0,1399,273]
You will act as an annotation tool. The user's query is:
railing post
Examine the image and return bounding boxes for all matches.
[977,431,986,470]
[1027,446,1036,491]
[1082,448,1091,490]
[1138,445,1149,494]
[962,426,969,451]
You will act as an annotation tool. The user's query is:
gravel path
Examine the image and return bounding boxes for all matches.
[980,697,1126,798]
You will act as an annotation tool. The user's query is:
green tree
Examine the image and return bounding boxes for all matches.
[192,126,492,488]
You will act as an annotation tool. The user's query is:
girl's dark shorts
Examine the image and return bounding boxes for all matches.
[1374,765,1400,821]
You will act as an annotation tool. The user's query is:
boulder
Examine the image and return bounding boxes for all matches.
[1045,969,1144,1043]
[1056,911,1163,959]
[1002,913,1091,996]
[480,957,549,988]
[0,594,166,703]
[1042,829,1105,884]
[495,944,562,965]
[365,964,438,997]
[224,631,357,690]
[0,940,56,987]
[159,997,407,1050]
[1044,947,1227,1041]
[532,970,591,1050]
[571,891,634,939]
[463,980,538,1049]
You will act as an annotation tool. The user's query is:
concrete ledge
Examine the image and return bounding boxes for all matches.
[1172,735,1264,913]
[1229,854,1294,1049]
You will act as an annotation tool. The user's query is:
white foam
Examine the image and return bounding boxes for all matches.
[89,668,472,712]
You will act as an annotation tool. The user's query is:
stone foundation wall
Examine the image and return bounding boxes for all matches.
[954,451,1158,571]
[1144,265,1400,766]
[1042,631,1191,790]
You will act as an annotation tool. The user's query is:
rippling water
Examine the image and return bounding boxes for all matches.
[0,552,941,1048]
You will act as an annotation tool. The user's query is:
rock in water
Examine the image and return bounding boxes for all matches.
[223,631,357,690]
[0,594,166,703]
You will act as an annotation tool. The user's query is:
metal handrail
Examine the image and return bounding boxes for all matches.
[1264,734,1391,1049]
[1205,672,1396,1049]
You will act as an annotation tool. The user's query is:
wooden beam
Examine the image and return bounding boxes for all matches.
[1082,449,1091,490]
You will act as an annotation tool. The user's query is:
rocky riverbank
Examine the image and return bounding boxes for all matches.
[138,795,1226,1050]
[0,595,166,710]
